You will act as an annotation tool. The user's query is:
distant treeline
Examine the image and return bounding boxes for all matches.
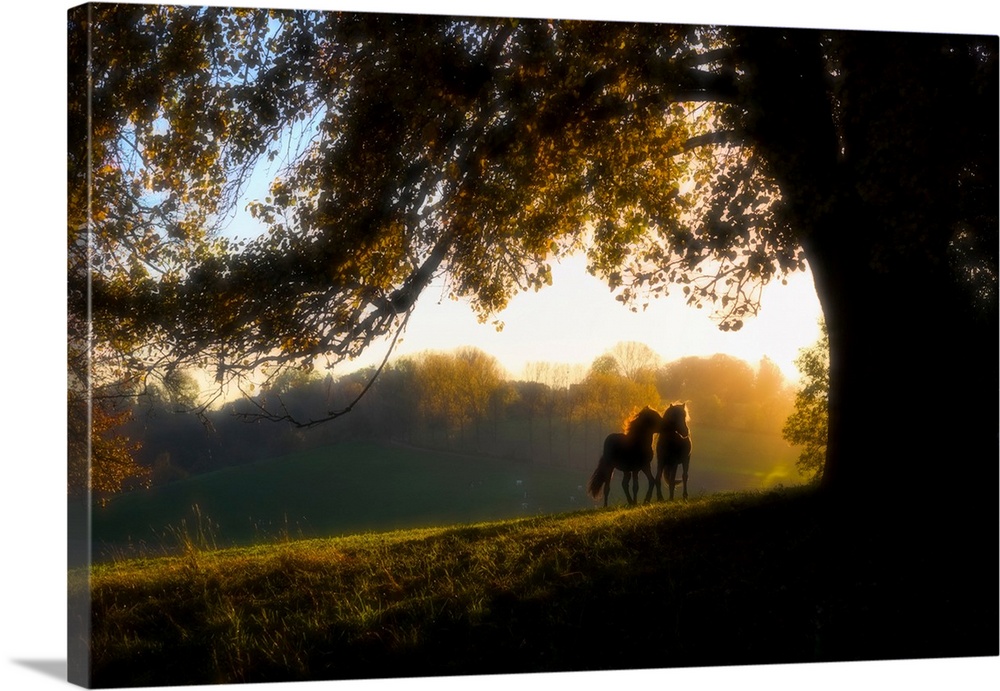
[124,345,794,486]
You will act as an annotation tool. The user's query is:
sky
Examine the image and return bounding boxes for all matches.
[2,3,997,691]
[341,253,823,383]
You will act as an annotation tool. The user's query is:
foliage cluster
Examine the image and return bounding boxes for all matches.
[782,326,830,481]
[70,8,815,411]
[68,394,149,502]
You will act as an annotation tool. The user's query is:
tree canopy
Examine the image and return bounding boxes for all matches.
[70,4,997,496]
[70,7,804,393]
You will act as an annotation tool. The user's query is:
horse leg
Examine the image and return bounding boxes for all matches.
[681,460,689,500]
[630,472,639,505]
[643,465,656,504]
[667,464,678,500]
[653,463,664,501]
[621,472,634,505]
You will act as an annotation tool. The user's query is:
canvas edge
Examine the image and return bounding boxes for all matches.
[68,2,94,688]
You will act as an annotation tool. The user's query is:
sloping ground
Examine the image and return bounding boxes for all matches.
[86,434,802,564]
[79,487,998,687]
[86,440,590,563]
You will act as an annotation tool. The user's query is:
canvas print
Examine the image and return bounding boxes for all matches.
[68,2,998,688]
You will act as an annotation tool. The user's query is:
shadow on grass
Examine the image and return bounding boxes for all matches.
[88,488,999,686]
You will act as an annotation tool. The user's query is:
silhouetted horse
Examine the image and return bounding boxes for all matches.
[587,406,662,507]
[655,403,692,500]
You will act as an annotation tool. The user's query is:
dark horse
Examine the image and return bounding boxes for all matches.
[587,406,662,507]
[655,403,692,500]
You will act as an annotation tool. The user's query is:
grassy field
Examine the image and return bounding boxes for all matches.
[78,486,997,687]
[88,432,802,562]
[89,440,592,561]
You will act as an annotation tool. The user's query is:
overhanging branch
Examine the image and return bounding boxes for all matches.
[236,309,413,428]
[682,130,743,152]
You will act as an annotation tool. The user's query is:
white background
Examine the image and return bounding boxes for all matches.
[2,1,996,690]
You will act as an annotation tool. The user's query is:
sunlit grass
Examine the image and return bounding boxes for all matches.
[85,488,816,685]
[84,484,992,686]
[88,436,804,564]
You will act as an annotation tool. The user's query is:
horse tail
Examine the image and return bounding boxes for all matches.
[588,456,612,498]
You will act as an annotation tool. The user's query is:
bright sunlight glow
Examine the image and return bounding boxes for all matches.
[343,252,824,383]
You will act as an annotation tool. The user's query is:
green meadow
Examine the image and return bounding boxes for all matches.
[80,486,995,687]
[89,431,801,561]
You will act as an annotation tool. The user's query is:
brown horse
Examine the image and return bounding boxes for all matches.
[587,407,662,507]
[655,403,692,500]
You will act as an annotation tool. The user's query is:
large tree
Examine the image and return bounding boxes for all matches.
[69,6,997,510]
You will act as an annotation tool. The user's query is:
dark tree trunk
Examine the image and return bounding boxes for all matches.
[811,223,997,502]
[736,29,998,656]
[738,28,998,508]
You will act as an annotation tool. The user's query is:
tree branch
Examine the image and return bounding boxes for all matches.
[681,130,743,152]
[234,310,412,428]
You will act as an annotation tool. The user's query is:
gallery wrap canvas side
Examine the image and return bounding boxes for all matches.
[68,1,999,688]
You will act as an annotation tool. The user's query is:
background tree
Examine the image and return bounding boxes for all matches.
[523,361,583,461]
[413,353,459,443]
[752,356,793,434]
[68,395,149,505]
[365,360,421,444]
[147,369,202,410]
[605,341,662,382]
[453,347,508,448]
[657,354,756,428]
[782,327,829,482]
[510,379,549,461]
[577,354,661,455]
[588,354,620,378]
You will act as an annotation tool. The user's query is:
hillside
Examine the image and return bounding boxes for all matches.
[87,435,801,562]
[78,487,997,687]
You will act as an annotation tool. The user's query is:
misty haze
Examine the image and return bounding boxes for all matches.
[87,343,807,561]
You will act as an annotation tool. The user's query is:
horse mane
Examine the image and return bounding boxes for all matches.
[624,406,659,435]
